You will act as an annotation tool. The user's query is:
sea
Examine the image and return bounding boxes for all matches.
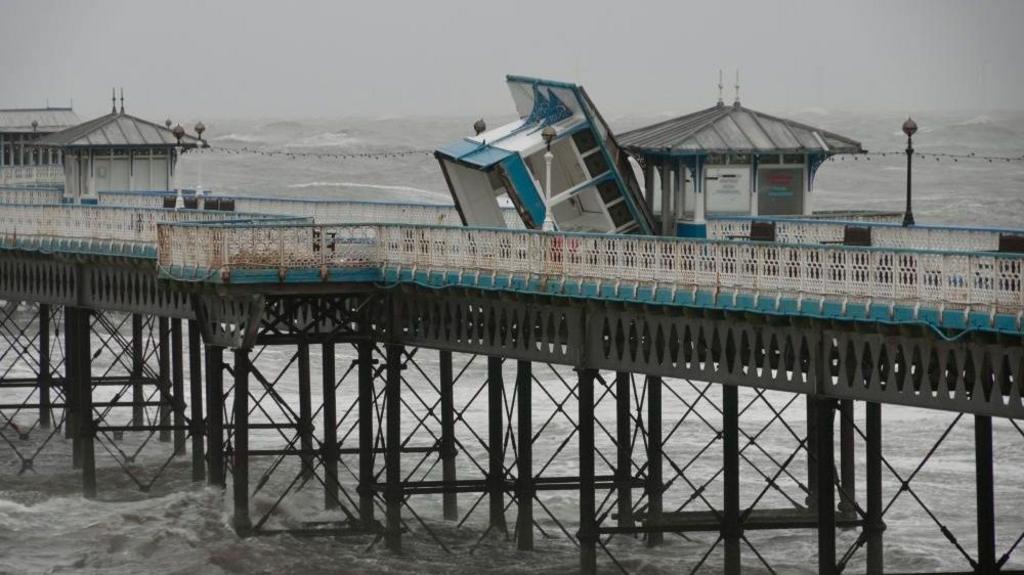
[1,109,1023,574]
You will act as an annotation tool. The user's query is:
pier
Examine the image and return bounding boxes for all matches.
[1,187,1022,573]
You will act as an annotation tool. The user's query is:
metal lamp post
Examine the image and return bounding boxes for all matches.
[194,121,206,197]
[172,124,186,209]
[902,117,917,227]
[541,126,557,231]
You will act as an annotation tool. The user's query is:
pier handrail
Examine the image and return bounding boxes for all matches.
[0,204,305,256]
[157,221,1024,318]
[707,215,1024,253]
[97,190,526,228]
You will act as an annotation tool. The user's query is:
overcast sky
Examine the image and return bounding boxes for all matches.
[2,0,1022,121]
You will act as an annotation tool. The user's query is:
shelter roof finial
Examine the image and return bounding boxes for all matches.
[119,88,124,114]
[734,69,741,107]
[111,88,117,114]
[717,70,724,107]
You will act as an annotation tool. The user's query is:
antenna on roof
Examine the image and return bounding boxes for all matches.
[111,88,117,113]
[734,69,741,107]
[717,70,724,106]
[119,88,124,114]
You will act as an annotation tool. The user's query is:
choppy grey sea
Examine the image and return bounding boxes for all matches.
[1,110,1023,574]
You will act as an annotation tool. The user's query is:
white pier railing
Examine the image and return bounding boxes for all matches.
[707,216,1022,253]
[0,166,64,186]
[0,204,300,254]
[98,191,526,228]
[0,186,64,205]
[157,222,1024,316]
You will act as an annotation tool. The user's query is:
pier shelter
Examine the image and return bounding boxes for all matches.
[31,105,199,203]
[618,98,864,236]
[0,108,80,185]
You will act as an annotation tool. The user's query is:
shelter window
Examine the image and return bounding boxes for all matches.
[758,154,780,165]
[728,153,751,165]
[707,153,726,165]
[783,154,805,165]
[583,152,609,179]
[596,179,618,203]
[572,129,598,154]
[607,201,632,228]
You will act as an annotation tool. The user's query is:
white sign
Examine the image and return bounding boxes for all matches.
[705,167,750,214]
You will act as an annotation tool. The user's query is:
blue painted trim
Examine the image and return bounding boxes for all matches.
[500,155,545,226]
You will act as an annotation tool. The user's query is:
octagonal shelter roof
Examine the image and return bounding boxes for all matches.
[31,111,200,149]
[618,101,864,156]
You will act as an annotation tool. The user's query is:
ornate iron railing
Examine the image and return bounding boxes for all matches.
[707,216,1024,253]
[157,222,1024,319]
[98,191,525,228]
[0,165,64,186]
[0,185,64,205]
[0,204,302,256]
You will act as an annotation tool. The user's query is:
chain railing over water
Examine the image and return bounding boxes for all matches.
[158,222,1024,316]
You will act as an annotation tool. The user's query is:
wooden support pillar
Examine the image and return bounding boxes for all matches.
[487,356,507,532]
[615,371,633,529]
[723,384,741,574]
[37,303,51,428]
[975,415,996,573]
[516,360,533,550]
[865,402,883,574]
[384,344,403,551]
[659,161,673,236]
[232,348,252,534]
[131,314,144,427]
[578,368,597,575]
[815,398,836,575]
[187,320,205,482]
[297,341,314,481]
[838,399,857,521]
[440,350,458,520]
[205,344,225,487]
[358,341,375,524]
[646,375,663,546]
[322,341,340,510]
[171,319,186,455]
[158,317,171,442]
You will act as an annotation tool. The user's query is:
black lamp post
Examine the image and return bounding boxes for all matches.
[902,117,917,227]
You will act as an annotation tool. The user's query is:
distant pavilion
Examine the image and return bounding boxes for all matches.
[31,98,200,204]
[618,94,865,235]
[0,108,80,185]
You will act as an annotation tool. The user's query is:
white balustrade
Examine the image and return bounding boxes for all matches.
[0,186,64,205]
[99,192,525,229]
[0,166,64,186]
[707,217,1018,253]
[157,222,1024,315]
[0,204,288,251]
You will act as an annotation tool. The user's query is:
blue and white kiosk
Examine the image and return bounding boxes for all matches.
[618,94,866,236]
[437,77,865,238]
[436,76,654,234]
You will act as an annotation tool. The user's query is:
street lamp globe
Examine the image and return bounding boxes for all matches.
[541,126,557,151]
[902,117,918,138]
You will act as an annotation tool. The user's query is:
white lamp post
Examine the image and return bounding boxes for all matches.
[194,121,206,198]
[541,126,557,231]
[171,124,185,209]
